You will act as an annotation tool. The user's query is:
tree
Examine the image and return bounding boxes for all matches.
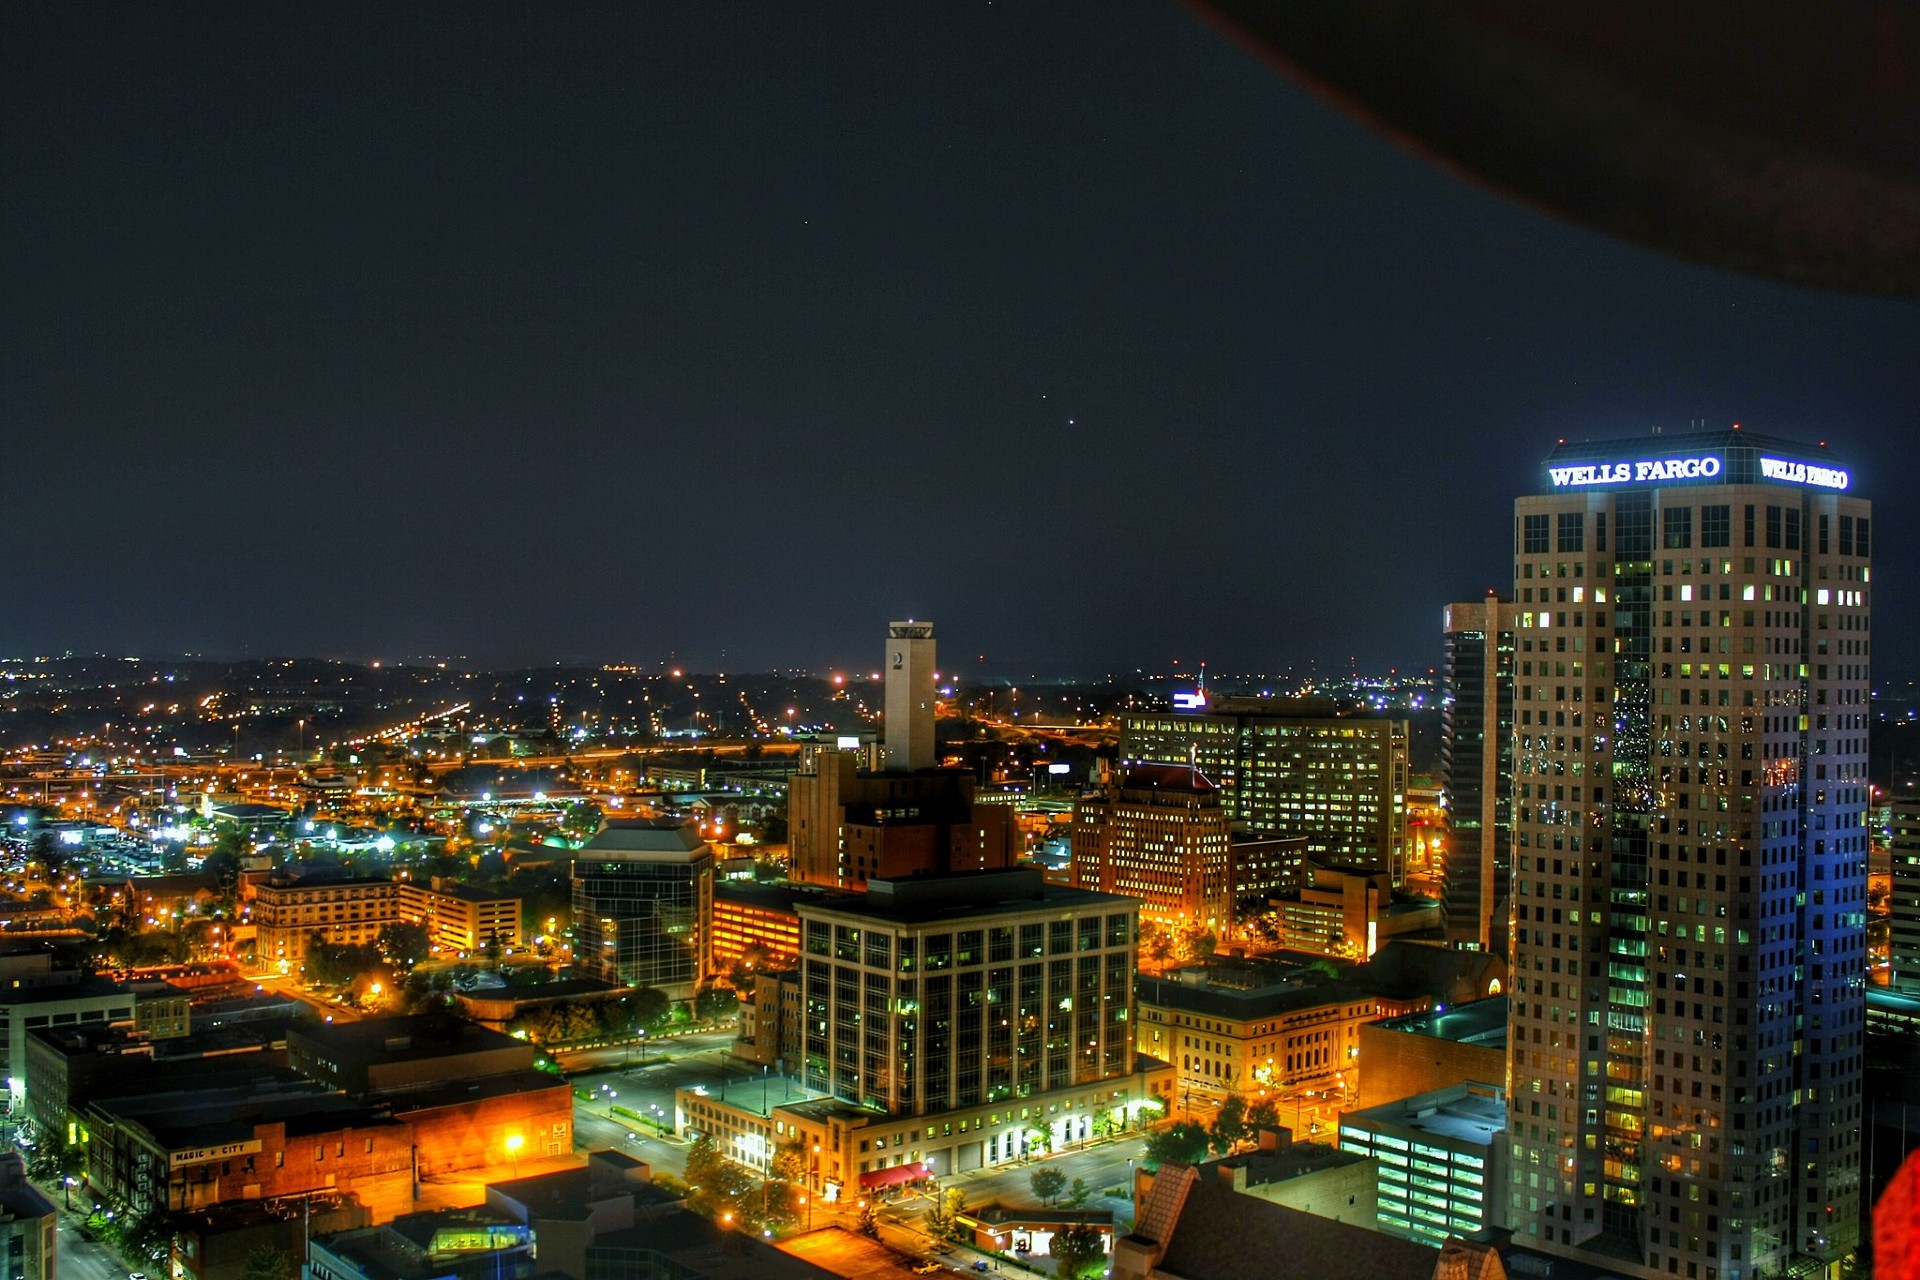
[375,922,432,969]
[696,986,738,1022]
[1138,921,1175,965]
[1064,1176,1093,1209]
[1210,1095,1248,1153]
[856,1198,881,1238]
[682,1134,755,1223]
[1050,1220,1107,1280]
[1246,1097,1280,1133]
[1029,1166,1067,1206]
[1173,924,1217,963]
[243,1243,298,1280]
[924,1186,967,1241]
[1141,1121,1212,1172]
[629,985,671,1033]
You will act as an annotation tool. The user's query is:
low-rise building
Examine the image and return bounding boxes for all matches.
[0,971,134,1110]
[25,1022,289,1147]
[1353,997,1506,1112]
[1112,1161,1438,1280]
[1135,965,1376,1114]
[1175,1125,1377,1225]
[677,1057,1172,1197]
[1338,1082,1509,1248]
[1270,864,1442,958]
[396,877,522,955]
[288,1014,573,1174]
[0,1151,55,1280]
[955,1203,1116,1261]
[308,1208,535,1280]
[730,967,802,1069]
[85,1079,414,1223]
[129,978,193,1040]
[252,875,400,970]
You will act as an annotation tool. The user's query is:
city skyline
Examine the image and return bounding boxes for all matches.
[7,4,1920,677]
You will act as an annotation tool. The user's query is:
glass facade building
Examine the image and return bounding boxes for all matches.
[1121,698,1409,881]
[572,819,714,999]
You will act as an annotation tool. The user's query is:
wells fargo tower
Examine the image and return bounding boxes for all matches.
[1507,429,1868,1280]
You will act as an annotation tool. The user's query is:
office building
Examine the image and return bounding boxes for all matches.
[799,867,1137,1113]
[1121,697,1409,881]
[1340,1083,1509,1248]
[1441,595,1520,951]
[1507,429,1869,1276]
[1270,864,1441,959]
[572,818,714,999]
[1891,800,1920,993]
[251,874,400,969]
[1072,764,1308,931]
[787,746,1018,890]
[687,868,1168,1196]
[396,877,522,954]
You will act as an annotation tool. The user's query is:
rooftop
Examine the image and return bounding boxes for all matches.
[1370,995,1509,1048]
[582,817,710,858]
[1151,1168,1438,1280]
[1136,969,1365,1021]
[290,1013,526,1064]
[801,867,1134,925]
[590,1209,841,1280]
[1349,1084,1509,1146]
[1117,762,1218,794]
[1205,1131,1371,1189]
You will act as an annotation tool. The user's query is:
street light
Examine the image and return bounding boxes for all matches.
[506,1133,524,1176]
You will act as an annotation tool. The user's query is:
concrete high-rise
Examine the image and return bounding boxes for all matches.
[1506,429,1869,1278]
[1442,595,1519,952]
[884,619,937,772]
[1121,697,1409,881]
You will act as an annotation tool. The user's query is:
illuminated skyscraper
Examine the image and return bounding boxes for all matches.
[1442,595,1519,952]
[1120,697,1409,881]
[1506,429,1868,1278]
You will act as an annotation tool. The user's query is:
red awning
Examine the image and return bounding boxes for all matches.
[859,1162,929,1190]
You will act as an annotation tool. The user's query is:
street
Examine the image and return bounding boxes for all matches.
[51,1215,128,1280]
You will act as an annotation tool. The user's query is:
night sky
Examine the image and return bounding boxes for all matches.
[8,4,1920,680]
